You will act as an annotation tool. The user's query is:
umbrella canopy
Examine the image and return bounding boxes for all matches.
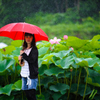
[0,22,49,42]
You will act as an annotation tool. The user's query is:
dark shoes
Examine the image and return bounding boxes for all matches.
[24,89,36,100]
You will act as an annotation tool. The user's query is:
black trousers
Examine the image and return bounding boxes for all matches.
[24,89,36,100]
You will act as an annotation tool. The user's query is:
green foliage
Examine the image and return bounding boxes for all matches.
[0,84,13,96]
[1,35,100,99]
[0,51,2,61]
[0,0,99,26]
[24,12,100,40]
[0,11,99,45]
[49,83,70,93]
[0,59,15,73]
[0,80,21,96]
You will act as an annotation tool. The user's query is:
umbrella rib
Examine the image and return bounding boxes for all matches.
[22,32,24,40]
[22,23,24,32]
[13,31,18,40]
[4,23,17,31]
[33,26,48,37]
[31,26,42,39]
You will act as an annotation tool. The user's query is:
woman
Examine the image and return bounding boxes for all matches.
[18,32,38,100]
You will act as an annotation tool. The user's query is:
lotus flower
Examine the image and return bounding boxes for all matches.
[70,47,74,50]
[49,37,61,44]
[63,35,68,40]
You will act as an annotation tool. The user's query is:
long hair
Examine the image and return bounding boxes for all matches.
[22,32,36,50]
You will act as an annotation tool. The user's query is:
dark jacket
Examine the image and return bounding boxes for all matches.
[21,46,38,79]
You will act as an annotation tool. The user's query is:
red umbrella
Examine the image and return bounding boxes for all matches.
[0,22,49,42]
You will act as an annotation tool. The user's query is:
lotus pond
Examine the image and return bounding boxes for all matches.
[0,35,100,100]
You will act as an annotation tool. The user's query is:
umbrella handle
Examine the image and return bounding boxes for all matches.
[19,59,25,67]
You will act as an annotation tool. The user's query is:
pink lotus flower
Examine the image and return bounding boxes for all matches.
[70,47,74,50]
[49,37,61,44]
[63,35,68,40]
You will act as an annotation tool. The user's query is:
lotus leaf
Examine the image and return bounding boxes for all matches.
[12,80,22,90]
[0,84,13,96]
[0,51,2,61]
[0,59,15,73]
[49,83,69,94]
[55,55,74,69]
[44,67,65,76]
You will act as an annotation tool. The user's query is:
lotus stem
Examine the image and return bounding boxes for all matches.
[64,72,68,84]
[22,91,24,100]
[64,73,66,84]
[83,67,89,100]
[67,72,72,100]
[75,67,77,83]
[57,77,59,83]
[6,73,9,84]
[38,75,41,95]
[75,67,82,100]
[91,90,97,100]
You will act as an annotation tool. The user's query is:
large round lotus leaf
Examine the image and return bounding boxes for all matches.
[0,59,15,73]
[38,47,49,57]
[0,51,2,61]
[94,66,100,73]
[12,80,22,91]
[55,55,74,69]
[40,77,54,88]
[38,64,48,75]
[77,84,92,96]
[0,84,13,96]
[71,83,92,96]
[67,36,87,49]
[0,45,15,55]
[75,57,99,67]
[44,67,65,76]
[87,77,100,87]
[49,83,69,94]
[11,40,23,47]
[87,68,100,85]
[52,49,72,59]
[52,92,62,100]
[42,91,50,100]
[12,47,21,56]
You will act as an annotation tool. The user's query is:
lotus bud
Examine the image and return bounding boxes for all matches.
[80,51,83,54]
[70,67,73,72]
[70,47,74,51]
[63,35,68,40]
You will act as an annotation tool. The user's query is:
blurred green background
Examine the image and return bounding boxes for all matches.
[0,0,100,45]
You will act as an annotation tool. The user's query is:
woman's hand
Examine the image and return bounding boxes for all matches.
[20,50,24,55]
[18,56,25,67]
[18,56,22,61]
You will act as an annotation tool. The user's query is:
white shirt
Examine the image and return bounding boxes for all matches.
[20,48,32,77]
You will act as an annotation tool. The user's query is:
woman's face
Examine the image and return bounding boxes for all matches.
[25,35,33,44]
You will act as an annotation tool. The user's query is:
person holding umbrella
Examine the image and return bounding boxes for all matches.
[18,32,38,100]
[0,22,49,100]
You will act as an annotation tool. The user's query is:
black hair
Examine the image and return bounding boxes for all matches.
[22,32,36,50]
